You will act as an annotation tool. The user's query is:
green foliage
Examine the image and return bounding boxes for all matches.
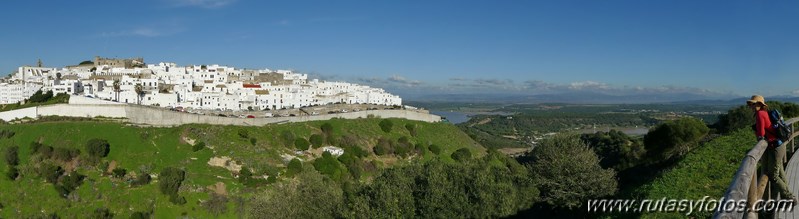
[373,137,393,156]
[129,212,150,219]
[28,90,54,103]
[415,143,427,156]
[644,117,709,162]
[158,167,186,197]
[192,142,206,152]
[38,163,64,184]
[348,157,538,218]
[112,168,126,178]
[169,194,187,205]
[5,145,18,166]
[79,60,93,65]
[6,166,18,180]
[294,138,310,151]
[287,158,303,176]
[635,129,755,218]
[337,153,363,179]
[132,173,151,186]
[250,137,257,146]
[281,130,296,147]
[580,129,646,170]
[56,173,85,198]
[429,144,442,155]
[52,147,80,162]
[237,129,249,139]
[321,123,334,135]
[379,119,393,133]
[248,168,344,219]
[450,148,472,162]
[405,123,417,137]
[86,139,110,158]
[313,152,345,181]
[202,193,229,216]
[239,168,252,183]
[91,208,114,219]
[715,101,799,134]
[309,134,325,148]
[0,129,15,139]
[523,134,617,209]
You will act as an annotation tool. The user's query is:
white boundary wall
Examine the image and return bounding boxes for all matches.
[0,104,441,126]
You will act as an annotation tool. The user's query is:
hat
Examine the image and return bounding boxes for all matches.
[746,95,767,106]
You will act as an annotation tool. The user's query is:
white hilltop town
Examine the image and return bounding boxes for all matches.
[0,57,405,114]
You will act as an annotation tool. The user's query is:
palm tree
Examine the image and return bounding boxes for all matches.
[113,80,120,102]
[134,84,144,105]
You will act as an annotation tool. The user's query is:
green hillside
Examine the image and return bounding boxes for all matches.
[0,118,483,218]
[632,129,756,218]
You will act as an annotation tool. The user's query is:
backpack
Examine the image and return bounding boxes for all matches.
[768,109,793,142]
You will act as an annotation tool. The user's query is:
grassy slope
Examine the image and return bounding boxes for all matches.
[0,118,482,218]
[633,129,756,218]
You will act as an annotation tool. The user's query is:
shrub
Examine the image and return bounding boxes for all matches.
[238,129,249,139]
[0,130,15,139]
[310,134,325,148]
[250,137,258,146]
[30,142,43,154]
[524,134,617,209]
[450,148,472,162]
[294,138,310,151]
[159,167,186,196]
[91,208,114,219]
[130,212,150,219]
[5,146,19,166]
[644,117,710,162]
[6,167,18,180]
[373,137,394,156]
[313,152,345,181]
[321,123,334,135]
[112,168,127,178]
[379,119,393,133]
[52,147,80,162]
[132,173,152,186]
[281,131,296,147]
[415,143,427,156]
[429,144,442,155]
[39,163,63,184]
[405,124,417,137]
[287,158,303,176]
[192,142,206,152]
[57,173,85,198]
[239,168,252,183]
[170,194,187,205]
[86,139,110,158]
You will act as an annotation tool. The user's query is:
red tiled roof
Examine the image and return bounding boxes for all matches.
[243,84,261,88]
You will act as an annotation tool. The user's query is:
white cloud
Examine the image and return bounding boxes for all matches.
[793,90,799,96]
[100,27,183,38]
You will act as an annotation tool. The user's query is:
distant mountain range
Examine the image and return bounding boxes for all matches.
[405,92,799,105]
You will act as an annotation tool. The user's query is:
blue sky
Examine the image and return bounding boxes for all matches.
[2,0,799,100]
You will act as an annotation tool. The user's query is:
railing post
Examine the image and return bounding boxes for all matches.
[747,170,759,218]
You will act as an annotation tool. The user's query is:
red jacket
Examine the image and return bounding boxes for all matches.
[755,110,778,142]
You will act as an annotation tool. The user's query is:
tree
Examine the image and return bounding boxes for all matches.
[134,84,145,105]
[91,208,114,219]
[159,167,186,197]
[294,138,310,151]
[287,158,303,176]
[113,80,121,102]
[379,119,393,133]
[5,146,19,166]
[86,139,110,158]
[580,130,646,170]
[39,163,64,184]
[192,142,206,152]
[79,60,94,65]
[309,134,325,148]
[523,134,617,209]
[239,168,252,183]
[450,148,472,162]
[248,168,344,219]
[644,117,709,162]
